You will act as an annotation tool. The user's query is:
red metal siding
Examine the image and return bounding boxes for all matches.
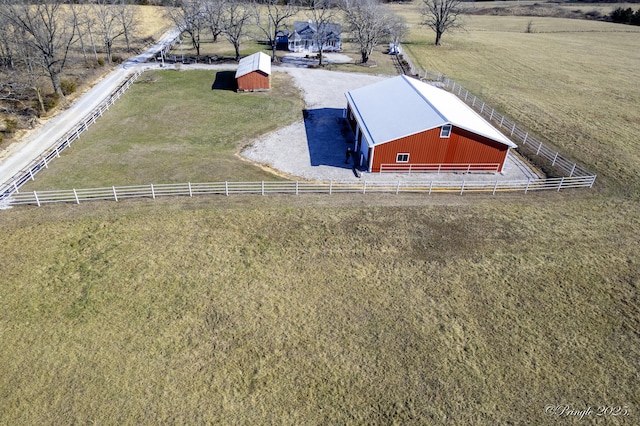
[237,71,269,92]
[371,126,508,172]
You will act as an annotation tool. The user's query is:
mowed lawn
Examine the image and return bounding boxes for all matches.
[1,8,639,425]
[23,69,303,189]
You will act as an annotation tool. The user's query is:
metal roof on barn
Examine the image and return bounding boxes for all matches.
[235,52,271,79]
[345,75,517,149]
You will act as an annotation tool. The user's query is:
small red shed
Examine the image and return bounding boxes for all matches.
[235,52,271,92]
[345,75,517,173]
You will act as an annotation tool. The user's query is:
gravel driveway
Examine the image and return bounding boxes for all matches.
[242,66,540,183]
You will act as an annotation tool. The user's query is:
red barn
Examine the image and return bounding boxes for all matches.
[345,75,517,173]
[235,52,271,92]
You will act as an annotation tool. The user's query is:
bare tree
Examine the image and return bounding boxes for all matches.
[166,0,206,60]
[340,0,390,64]
[253,0,298,62]
[221,0,251,61]
[421,0,464,46]
[203,0,225,43]
[118,0,139,53]
[1,0,78,96]
[308,0,337,66]
[0,12,16,69]
[91,0,126,64]
[386,10,408,50]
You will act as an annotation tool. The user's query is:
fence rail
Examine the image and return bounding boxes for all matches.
[1,54,598,207]
[379,163,501,174]
[399,50,596,181]
[0,70,143,201]
[6,176,597,206]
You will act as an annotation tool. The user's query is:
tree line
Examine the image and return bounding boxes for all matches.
[610,6,640,25]
[0,0,459,134]
[0,0,138,120]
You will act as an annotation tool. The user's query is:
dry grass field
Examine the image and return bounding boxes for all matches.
[1,5,639,425]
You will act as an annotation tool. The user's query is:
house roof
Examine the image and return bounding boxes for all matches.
[291,21,341,41]
[345,75,517,149]
[235,52,271,79]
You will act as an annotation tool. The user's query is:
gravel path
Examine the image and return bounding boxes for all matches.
[242,66,540,183]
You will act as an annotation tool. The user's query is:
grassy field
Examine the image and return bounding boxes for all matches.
[22,70,303,189]
[394,9,640,196]
[1,6,639,425]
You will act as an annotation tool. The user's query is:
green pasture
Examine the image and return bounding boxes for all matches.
[1,8,639,425]
[22,70,303,189]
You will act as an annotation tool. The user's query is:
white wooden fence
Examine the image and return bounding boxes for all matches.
[400,52,595,180]
[6,176,596,206]
[0,70,143,201]
[1,58,598,207]
[379,163,501,174]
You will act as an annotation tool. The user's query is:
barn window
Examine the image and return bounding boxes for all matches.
[440,124,452,138]
[396,153,410,163]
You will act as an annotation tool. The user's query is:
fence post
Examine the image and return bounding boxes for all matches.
[472,96,476,107]
[296,181,299,195]
[151,184,155,199]
[536,141,542,155]
[13,181,19,194]
[429,181,433,195]
[329,180,332,195]
[551,152,558,166]
[188,182,192,197]
[112,186,118,202]
[525,178,531,194]
[73,188,79,204]
[460,180,465,195]
[523,132,528,145]
[55,147,60,158]
[42,156,48,169]
[29,168,34,181]
[500,116,504,127]
[362,181,366,194]
[557,177,565,191]
[489,109,494,121]
[396,180,400,195]
[225,181,228,196]
[480,102,485,114]
[261,181,265,196]
[33,191,40,207]
[511,123,516,136]
[493,181,498,195]
[590,175,597,188]
[569,163,576,177]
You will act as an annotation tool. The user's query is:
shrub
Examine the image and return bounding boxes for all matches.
[97,58,105,66]
[111,55,123,64]
[611,7,634,24]
[43,93,60,112]
[4,118,18,133]
[60,79,77,96]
